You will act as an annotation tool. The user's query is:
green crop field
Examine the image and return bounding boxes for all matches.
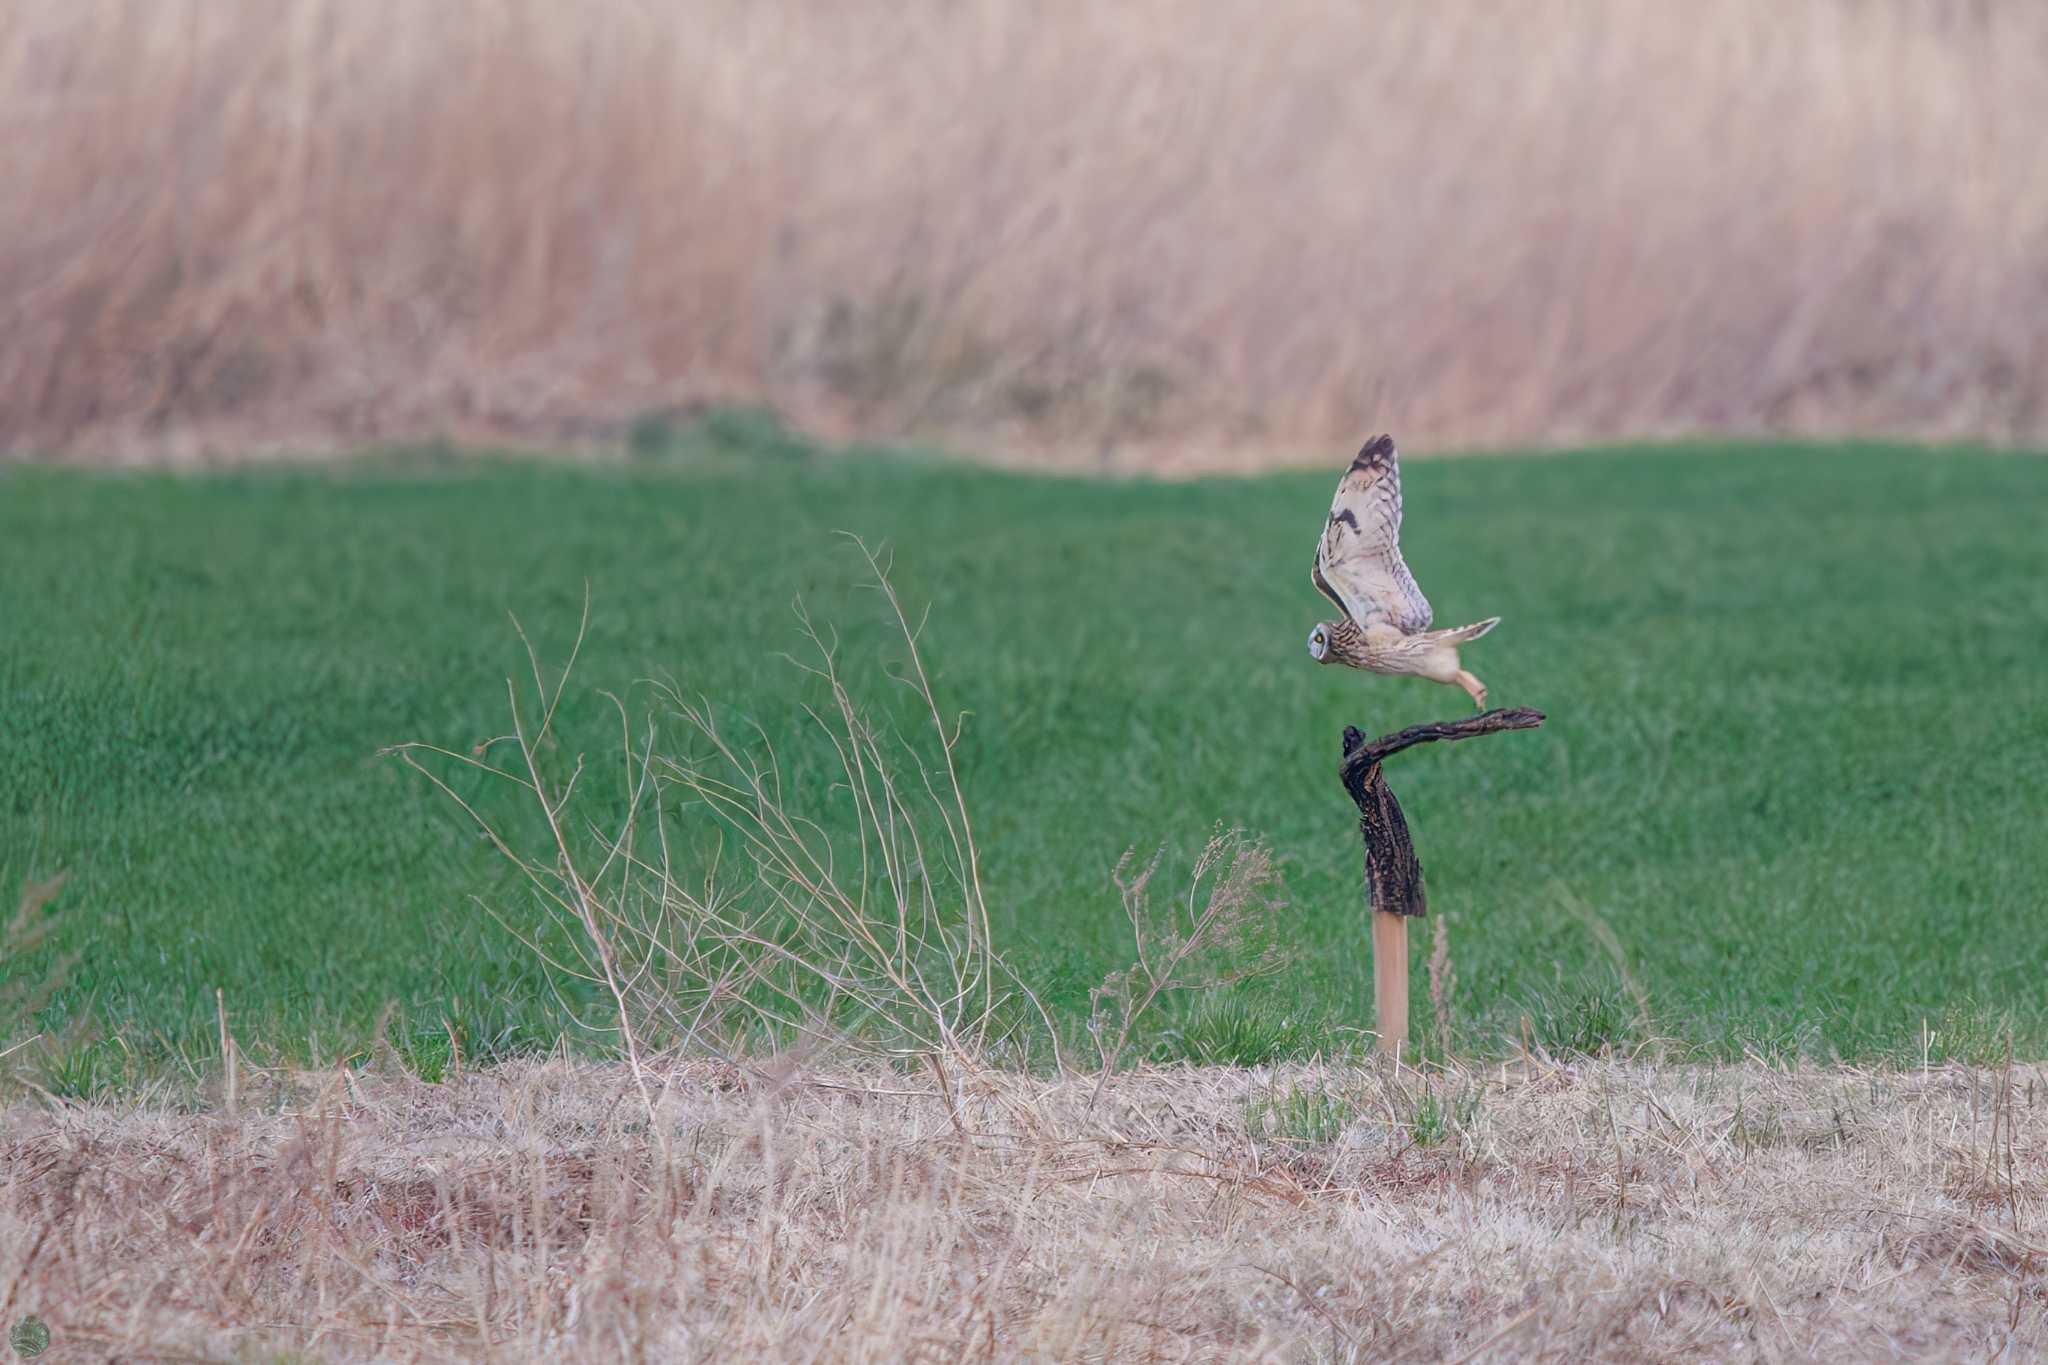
[5,433,2046,1086]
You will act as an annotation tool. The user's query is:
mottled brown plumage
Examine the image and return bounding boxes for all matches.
[1307,435,1500,707]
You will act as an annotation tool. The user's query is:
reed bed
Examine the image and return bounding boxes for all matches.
[5,2,2045,467]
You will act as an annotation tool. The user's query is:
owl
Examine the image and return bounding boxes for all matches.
[1307,435,1500,708]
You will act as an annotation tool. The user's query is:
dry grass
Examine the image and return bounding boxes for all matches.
[3,1054,2044,1361]
[4,2,2046,468]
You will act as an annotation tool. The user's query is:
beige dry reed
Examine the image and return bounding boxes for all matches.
[4,2,2046,466]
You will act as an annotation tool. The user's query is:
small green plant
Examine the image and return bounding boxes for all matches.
[1409,1090,1447,1146]
[1521,973,1643,1057]
[37,1035,132,1100]
[1406,1083,1483,1147]
[1913,1002,2017,1067]
[1247,1081,1358,1145]
[397,1031,455,1084]
[1153,997,1325,1068]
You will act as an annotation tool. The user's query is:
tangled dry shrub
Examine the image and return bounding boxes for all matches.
[4,2,2047,465]
[3,1054,2044,1361]
[387,543,1052,1094]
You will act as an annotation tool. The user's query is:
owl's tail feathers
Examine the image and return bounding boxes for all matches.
[1439,616,1501,645]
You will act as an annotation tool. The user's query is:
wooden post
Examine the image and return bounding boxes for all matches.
[1339,708,1545,1059]
[1371,911,1410,1061]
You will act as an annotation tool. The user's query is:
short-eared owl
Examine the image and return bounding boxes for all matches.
[1307,435,1500,708]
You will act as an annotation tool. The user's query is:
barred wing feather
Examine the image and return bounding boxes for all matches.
[1309,434,1433,633]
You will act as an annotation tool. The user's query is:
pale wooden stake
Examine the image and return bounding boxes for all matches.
[1372,910,1410,1060]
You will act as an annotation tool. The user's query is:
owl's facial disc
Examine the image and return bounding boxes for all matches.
[1307,624,1331,662]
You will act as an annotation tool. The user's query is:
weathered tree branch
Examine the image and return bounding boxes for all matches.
[1342,707,1547,777]
[1338,707,1545,919]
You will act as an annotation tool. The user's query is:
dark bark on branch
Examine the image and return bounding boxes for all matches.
[1339,707,1545,918]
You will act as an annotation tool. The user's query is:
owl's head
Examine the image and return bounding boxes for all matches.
[1307,622,1335,663]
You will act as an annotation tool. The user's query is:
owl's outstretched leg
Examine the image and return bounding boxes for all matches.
[1454,670,1487,709]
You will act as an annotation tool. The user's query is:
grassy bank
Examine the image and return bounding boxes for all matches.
[4,438,2046,1080]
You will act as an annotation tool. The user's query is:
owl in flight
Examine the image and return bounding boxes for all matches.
[1307,434,1500,708]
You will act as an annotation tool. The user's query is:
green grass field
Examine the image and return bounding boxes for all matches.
[5,432,2046,1083]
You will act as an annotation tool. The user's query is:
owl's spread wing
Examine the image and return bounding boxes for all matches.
[1310,434,1433,633]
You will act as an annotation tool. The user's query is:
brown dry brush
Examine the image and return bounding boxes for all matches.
[384,544,1058,1096]
[5,1,2048,466]
[3,1056,2046,1361]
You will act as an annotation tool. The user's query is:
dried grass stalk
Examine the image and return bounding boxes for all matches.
[1088,827,1289,1104]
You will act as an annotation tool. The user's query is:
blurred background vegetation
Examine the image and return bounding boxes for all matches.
[4,1,2044,469]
